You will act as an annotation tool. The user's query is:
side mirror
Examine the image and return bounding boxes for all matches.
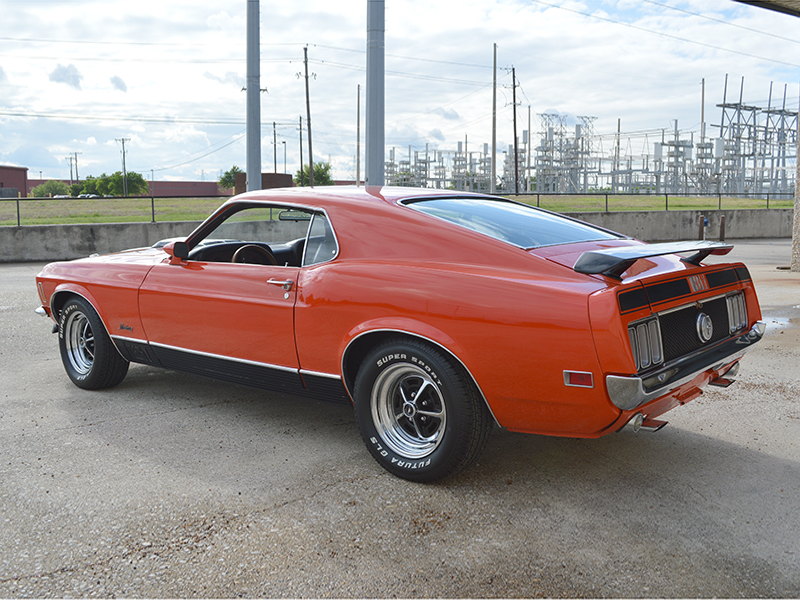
[164,241,189,264]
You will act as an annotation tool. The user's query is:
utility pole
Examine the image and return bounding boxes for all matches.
[792,88,800,272]
[303,46,314,186]
[527,105,532,193]
[299,116,304,185]
[700,78,706,145]
[246,0,261,192]
[72,151,81,182]
[356,84,361,186]
[273,121,277,173]
[66,155,74,185]
[365,0,385,186]
[116,138,130,196]
[512,67,519,195]
[491,43,497,194]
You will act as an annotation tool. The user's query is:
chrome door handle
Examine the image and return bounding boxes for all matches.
[267,278,294,291]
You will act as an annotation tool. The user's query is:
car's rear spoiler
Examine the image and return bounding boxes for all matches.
[573,241,733,279]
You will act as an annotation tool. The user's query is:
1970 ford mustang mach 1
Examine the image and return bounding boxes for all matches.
[36,186,764,481]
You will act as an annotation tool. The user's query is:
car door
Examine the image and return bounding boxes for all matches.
[137,260,302,391]
[137,203,308,393]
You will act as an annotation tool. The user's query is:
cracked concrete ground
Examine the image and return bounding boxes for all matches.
[1,239,799,598]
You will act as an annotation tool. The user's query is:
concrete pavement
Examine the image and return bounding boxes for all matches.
[1,239,798,597]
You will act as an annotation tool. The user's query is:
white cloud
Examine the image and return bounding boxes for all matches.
[49,64,83,90]
[204,71,246,89]
[110,76,128,92]
[1,0,796,181]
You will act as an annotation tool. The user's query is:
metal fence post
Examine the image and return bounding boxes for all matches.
[16,198,20,227]
[151,196,156,223]
[605,193,608,212]
[665,194,669,210]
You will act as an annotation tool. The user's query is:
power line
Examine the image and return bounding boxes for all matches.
[529,0,800,69]
[640,0,800,45]
[0,110,296,127]
[139,132,247,173]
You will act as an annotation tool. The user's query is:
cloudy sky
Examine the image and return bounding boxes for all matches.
[0,0,798,184]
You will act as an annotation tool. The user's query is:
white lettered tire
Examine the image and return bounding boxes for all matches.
[58,297,129,390]
[353,337,491,482]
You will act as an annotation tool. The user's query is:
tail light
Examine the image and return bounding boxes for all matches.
[727,292,748,333]
[628,317,663,371]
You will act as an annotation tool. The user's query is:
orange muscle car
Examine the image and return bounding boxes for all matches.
[36,186,764,481]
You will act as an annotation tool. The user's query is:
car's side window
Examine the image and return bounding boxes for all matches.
[188,206,313,266]
[303,212,338,266]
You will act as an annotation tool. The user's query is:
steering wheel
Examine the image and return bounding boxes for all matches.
[231,244,278,265]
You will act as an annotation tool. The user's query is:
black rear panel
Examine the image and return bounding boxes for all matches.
[658,297,730,362]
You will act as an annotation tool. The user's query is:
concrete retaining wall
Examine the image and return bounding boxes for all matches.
[0,208,794,263]
[2,221,203,263]
[568,208,794,242]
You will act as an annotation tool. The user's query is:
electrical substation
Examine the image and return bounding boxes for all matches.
[384,77,797,197]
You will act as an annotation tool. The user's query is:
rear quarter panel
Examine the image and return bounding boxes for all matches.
[294,257,621,436]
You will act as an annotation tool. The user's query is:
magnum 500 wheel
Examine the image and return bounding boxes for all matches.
[353,337,491,482]
[58,297,129,390]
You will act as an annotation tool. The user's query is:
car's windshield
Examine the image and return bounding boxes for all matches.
[404,197,621,249]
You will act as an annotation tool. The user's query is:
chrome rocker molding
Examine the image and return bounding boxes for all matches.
[607,321,765,411]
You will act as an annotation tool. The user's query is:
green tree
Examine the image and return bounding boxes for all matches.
[124,171,149,196]
[219,165,242,189]
[294,161,333,186]
[87,172,149,196]
[69,182,84,196]
[31,180,70,197]
[81,176,99,195]
[94,173,111,197]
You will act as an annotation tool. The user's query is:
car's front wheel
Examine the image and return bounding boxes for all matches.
[353,337,491,482]
[58,297,129,390]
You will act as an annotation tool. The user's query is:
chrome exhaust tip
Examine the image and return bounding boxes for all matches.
[623,412,644,433]
[622,413,668,433]
[639,418,668,432]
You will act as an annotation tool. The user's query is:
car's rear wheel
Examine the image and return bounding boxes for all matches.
[58,297,129,390]
[353,337,491,482]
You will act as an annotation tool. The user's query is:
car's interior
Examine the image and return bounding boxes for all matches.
[184,205,337,267]
[188,237,307,266]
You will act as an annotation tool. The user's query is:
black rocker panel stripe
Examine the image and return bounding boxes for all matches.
[115,338,349,404]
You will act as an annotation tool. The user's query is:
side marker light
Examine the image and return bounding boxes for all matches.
[564,371,594,388]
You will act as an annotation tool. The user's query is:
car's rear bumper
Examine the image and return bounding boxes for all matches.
[606,321,766,411]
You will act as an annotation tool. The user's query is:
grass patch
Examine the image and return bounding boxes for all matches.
[0,197,228,227]
[0,194,792,227]
[506,194,793,212]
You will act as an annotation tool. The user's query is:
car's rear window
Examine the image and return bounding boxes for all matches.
[404,197,621,249]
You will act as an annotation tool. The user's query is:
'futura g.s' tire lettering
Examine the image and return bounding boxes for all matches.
[353,337,491,482]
